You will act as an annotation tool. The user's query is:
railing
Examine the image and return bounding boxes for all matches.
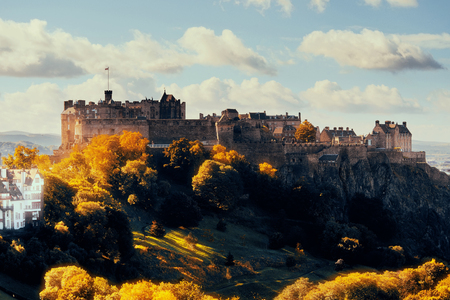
[0,206,13,210]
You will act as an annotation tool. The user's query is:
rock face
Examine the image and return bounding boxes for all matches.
[280,149,450,260]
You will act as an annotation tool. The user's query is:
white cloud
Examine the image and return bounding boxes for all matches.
[427,89,450,113]
[222,0,294,16]
[386,0,418,7]
[0,75,157,134]
[0,19,274,79]
[276,0,294,16]
[309,0,330,13]
[298,29,443,71]
[0,83,64,134]
[178,27,276,75]
[396,33,450,49]
[364,0,382,7]
[159,77,305,118]
[300,80,422,113]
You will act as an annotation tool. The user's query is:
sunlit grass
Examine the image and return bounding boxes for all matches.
[133,228,223,262]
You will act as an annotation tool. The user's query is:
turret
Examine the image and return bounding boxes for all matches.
[105,90,112,103]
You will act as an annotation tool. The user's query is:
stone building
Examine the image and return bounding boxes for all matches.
[60,90,186,150]
[320,127,362,145]
[239,111,301,132]
[367,120,412,152]
[0,168,44,230]
[273,125,297,141]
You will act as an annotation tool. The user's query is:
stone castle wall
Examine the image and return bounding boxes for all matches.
[72,118,216,145]
[147,119,216,144]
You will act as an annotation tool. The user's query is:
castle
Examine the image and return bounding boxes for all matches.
[56,90,425,168]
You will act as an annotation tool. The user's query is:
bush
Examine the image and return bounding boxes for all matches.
[149,220,166,238]
[286,256,296,268]
[184,232,198,250]
[160,192,202,228]
[216,219,227,232]
[225,252,235,266]
[275,277,314,300]
[268,232,284,250]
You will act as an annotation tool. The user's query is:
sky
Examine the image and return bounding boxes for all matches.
[0,0,449,142]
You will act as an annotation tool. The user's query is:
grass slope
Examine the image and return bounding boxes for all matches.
[126,205,338,300]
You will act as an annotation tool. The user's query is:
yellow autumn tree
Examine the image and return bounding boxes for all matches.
[2,145,40,169]
[259,162,277,178]
[211,144,246,166]
[295,119,316,143]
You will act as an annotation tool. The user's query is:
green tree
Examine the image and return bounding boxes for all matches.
[163,138,206,183]
[44,174,76,225]
[192,160,243,210]
[295,119,316,143]
[120,159,157,207]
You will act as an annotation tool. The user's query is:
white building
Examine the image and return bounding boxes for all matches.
[0,168,44,230]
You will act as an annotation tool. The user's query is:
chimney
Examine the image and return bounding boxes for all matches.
[346,127,349,131]
[338,127,343,130]
[64,100,73,111]
[333,127,337,130]
[298,112,301,121]
[385,120,390,125]
[403,121,407,127]
[105,90,112,103]
[375,120,379,125]
[199,113,204,119]
[325,126,330,130]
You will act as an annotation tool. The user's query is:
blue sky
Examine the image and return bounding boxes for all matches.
[0,0,449,142]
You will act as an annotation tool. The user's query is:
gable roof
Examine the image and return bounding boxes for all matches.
[322,128,356,139]
[249,112,266,120]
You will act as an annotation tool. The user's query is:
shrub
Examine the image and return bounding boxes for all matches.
[184,232,198,250]
[225,252,235,266]
[268,232,284,250]
[149,220,166,238]
[275,277,314,300]
[286,256,296,268]
[216,219,227,232]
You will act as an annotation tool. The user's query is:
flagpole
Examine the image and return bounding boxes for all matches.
[105,67,110,90]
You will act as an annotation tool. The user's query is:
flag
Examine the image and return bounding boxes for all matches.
[105,67,109,70]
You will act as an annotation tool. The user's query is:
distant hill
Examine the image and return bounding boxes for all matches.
[0,132,61,147]
[0,141,59,157]
[0,132,61,157]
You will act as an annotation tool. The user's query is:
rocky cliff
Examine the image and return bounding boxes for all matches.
[280,149,450,260]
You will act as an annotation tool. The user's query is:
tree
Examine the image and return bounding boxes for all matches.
[163,138,206,183]
[192,160,243,211]
[211,144,255,192]
[120,159,157,207]
[44,174,76,225]
[295,119,316,143]
[2,145,40,169]
[259,162,277,178]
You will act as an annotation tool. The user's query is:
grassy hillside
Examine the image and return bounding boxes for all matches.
[124,204,342,300]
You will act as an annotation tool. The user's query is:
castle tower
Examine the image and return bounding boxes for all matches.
[105,90,112,104]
